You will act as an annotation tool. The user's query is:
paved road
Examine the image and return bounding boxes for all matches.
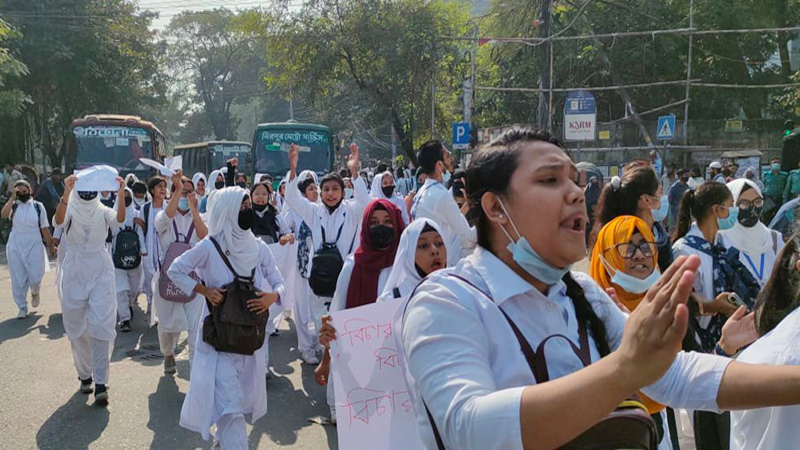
[0,257,337,450]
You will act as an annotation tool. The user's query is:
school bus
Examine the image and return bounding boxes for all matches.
[251,122,335,180]
[62,114,166,179]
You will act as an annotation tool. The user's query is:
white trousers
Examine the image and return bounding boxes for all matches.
[7,234,46,310]
[213,353,249,450]
[142,264,156,306]
[70,331,111,385]
[115,266,142,322]
[158,321,199,365]
[293,280,317,353]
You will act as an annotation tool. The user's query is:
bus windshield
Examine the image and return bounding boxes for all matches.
[73,125,152,173]
[211,143,251,174]
[254,128,331,177]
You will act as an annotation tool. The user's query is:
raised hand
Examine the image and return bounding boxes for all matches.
[718,306,758,355]
[289,144,300,177]
[64,175,77,195]
[171,169,184,187]
[347,143,360,177]
[188,192,198,211]
[318,315,336,348]
[116,177,126,195]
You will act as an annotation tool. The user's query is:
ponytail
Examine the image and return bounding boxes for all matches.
[563,272,611,357]
[755,232,800,336]
[672,190,695,241]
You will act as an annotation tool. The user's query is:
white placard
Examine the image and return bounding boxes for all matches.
[330,299,423,450]
[165,155,183,172]
[565,113,597,141]
[74,165,120,192]
[139,158,175,176]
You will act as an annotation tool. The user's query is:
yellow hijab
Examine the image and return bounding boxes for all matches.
[589,215,663,414]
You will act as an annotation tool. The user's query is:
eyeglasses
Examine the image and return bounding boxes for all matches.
[737,198,764,209]
[608,242,657,259]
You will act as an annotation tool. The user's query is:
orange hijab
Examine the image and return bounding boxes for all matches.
[589,215,663,414]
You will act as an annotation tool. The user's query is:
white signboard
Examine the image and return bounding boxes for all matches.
[565,114,597,141]
[330,299,423,450]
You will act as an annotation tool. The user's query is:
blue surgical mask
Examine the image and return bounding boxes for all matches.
[651,195,669,222]
[178,197,189,211]
[772,162,781,171]
[601,255,660,294]
[716,206,739,231]
[498,199,571,285]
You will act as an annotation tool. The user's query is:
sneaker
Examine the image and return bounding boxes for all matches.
[270,330,279,337]
[266,370,273,380]
[301,349,320,365]
[31,291,40,308]
[16,308,28,319]
[129,306,134,320]
[120,320,131,333]
[164,355,177,374]
[94,384,109,405]
[79,377,93,394]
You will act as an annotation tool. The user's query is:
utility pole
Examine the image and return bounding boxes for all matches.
[683,0,695,146]
[537,0,553,131]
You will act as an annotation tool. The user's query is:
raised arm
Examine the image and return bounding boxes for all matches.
[0,189,15,219]
[54,175,76,227]
[347,143,370,218]
[114,178,126,225]
[284,144,318,227]
[188,191,208,239]
[164,170,184,220]
[439,187,477,253]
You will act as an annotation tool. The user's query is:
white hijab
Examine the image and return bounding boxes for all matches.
[67,189,107,231]
[370,171,396,200]
[207,187,259,276]
[722,178,773,255]
[192,173,207,197]
[124,173,138,187]
[380,218,447,301]
[207,169,223,197]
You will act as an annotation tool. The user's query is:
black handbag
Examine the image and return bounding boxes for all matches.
[202,237,268,356]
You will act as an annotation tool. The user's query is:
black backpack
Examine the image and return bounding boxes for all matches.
[113,227,142,270]
[308,220,355,297]
[202,237,268,355]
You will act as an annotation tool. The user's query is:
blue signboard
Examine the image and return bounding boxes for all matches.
[453,122,470,149]
[657,114,676,140]
[564,90,597,115]
[564,90,597,141]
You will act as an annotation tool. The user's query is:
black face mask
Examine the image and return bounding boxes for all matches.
[78,191,98,201]
[253,203,268,212]
[369,224,395,249]
[737,206,763,228]
[215,180,225,190]
[17,193,30,203]
[124,197,133,207]
[236,181,247,189]
[382,186,395,198]
[238,208,256,230]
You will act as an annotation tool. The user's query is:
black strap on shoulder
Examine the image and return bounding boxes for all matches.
[209,236,238,276]
[143,203,151,237]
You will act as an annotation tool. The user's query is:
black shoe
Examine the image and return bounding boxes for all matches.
[94,384,109,405]
[270,330,279,337]
[79,377,93,394]
[120,320,131,332]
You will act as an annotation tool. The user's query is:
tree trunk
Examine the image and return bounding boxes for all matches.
[391,106,418,167]
[775,0,792,80]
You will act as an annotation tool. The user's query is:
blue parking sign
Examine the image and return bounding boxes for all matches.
[453,122,470,149]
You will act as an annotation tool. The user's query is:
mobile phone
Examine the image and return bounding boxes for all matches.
[453,178,465,198]
[726,293,746,308]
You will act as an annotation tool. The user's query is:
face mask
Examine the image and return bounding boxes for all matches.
[215,180,225,190]
[124,197,132,207]
[344,188,354,198]
[650,195,669,222]
[601,255,660,294]
[133,196,146,207]
[382,186,395,198]
[178,198,189,211]
[716,206,739,231]
[17,193,30,203]
[253,203,268,212]
[772,163,781,171]
[498,199,571,285]
[236,181,247,189]
[238,208,256,230]
[78,191,98,201]
[443,170,452,185]
[369,224,395,249]
[737,206,763,228]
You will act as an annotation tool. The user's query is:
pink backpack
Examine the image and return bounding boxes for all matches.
[158,220,197,303]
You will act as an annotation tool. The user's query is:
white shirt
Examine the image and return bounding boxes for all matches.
[402,246,731,450]
[154,209,202,262]
[285,174,370,260]
[329,255,391,313]
[140,201,164,271]
[672,223,717,300]
[731,306,800,449]
[411,178,476,266]
[10,200,49,235]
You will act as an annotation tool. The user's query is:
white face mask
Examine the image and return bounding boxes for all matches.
[600,254,660,294]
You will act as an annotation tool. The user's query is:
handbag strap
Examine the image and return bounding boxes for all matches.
[209,236,256,280]
[172,219,195,244]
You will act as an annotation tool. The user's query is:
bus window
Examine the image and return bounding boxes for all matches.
[72,125,152,174]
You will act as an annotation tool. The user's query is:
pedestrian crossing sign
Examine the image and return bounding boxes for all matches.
[657,115,676,140]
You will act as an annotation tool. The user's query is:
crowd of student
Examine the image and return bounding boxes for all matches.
[6,127,800,449]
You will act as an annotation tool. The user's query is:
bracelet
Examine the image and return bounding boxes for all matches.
[714,343,733,357]
[59,199,68,206]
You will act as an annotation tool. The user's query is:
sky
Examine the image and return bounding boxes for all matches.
[140,0,301,30]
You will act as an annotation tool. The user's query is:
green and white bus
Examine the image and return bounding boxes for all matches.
[251,122,335,181]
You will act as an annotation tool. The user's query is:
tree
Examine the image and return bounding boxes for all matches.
[165,9,268,141]
[263,0,469,164]
[0,16,30,119]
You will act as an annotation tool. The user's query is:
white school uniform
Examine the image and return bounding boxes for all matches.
[56,196,123,385]
[284,173,370,340]
[672,223,718,335]
[254,241,287,373]
[411,178,476,266]
[731,306,800,449]
[111,197,145,322]
[401,246,732,450]
[370,172,411,225]
[7,200,49,311]
[152,209,204,363]
[140,201,164,307]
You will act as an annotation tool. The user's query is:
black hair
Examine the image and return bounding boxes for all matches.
[147,176,166,194]
[672,181,732,241]
[320,172,345,191]
[594,166,659,231]
[452,168,467,181]
[755,229,800,336]
[396,167,405,178]
[298,177,316,196]
[739,183,754,198]
[421,223,437,233]
[417,140,444,175]
[131,181,147,195]
[251,181,272,196]
[170,176,193,193]
[465,126,611,357]
[377,162,388,174]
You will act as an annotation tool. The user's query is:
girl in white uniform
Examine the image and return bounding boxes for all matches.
[284,143,370,359]
[172,187,282,449]
[54,173,126,405]
[111,188,145,332]
[192,173,207,200]
[400,128,800,450]
[153,171,208,374]
[2,180,55,318]
[370,171,411,225]
[720,178,784,287]
[135,177,167,318]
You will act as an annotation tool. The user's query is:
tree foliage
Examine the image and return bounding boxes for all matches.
[0,16,31,119]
